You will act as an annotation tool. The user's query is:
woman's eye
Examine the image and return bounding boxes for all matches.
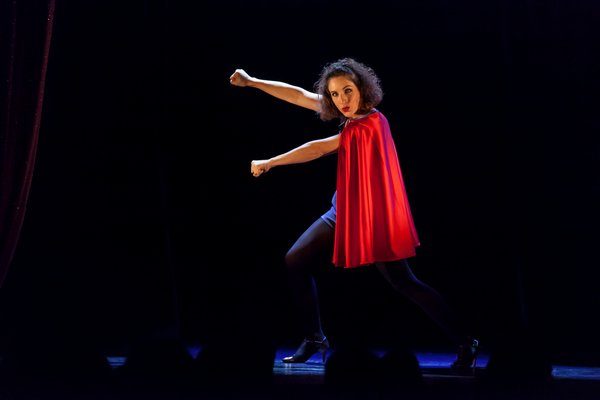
[331,93,338,97]
[345,89,352,94]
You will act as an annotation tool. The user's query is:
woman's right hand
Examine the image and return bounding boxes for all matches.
[251,159,271,177]
[230,69,253,87]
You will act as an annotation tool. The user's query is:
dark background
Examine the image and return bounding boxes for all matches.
[1,0,598,364]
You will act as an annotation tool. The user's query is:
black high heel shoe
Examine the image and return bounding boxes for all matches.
[451,337,480,372]
[282,335,330,363]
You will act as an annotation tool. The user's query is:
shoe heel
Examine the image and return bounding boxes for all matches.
[283,335,329,364]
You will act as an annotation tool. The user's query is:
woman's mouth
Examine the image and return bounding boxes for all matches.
[342,106,350,112]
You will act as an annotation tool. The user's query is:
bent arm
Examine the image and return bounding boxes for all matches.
[251,134,339,177]
[230,69,321,112]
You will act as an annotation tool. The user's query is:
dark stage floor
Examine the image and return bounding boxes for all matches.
[100,348,600,400]
[3,347,600,399]
[104,346,600,382]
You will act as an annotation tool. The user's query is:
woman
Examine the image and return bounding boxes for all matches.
[229,58,478,369]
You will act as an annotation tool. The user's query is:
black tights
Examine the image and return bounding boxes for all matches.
[285,217,462,345]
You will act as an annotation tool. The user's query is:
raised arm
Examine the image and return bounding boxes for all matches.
[230,69,321,112]
[251,134,340,177]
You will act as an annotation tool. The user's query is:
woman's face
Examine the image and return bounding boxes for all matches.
[327,75,361,119]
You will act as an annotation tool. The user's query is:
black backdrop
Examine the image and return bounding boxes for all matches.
[2,0,598,364]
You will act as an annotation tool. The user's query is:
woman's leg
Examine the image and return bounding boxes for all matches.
[285,217,334,338]
[377,260,479,370]
[376,260,462,345]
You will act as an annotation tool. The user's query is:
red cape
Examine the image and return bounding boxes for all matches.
[333,111,420,268]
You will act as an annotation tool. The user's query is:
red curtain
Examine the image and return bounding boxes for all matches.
[0,0,55,287]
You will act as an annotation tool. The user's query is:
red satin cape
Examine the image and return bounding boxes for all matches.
[333,111,420,268]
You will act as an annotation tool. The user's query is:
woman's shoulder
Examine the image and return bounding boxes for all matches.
[364,110,392,133]
[372,109,386,119]
[365,109,387,125]
[355,108,383,122]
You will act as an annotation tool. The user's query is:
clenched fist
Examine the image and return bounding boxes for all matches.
[251,159,271,177]
[230,69,253,87]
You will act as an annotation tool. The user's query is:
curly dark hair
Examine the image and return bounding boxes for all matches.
[314,58,383,121]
